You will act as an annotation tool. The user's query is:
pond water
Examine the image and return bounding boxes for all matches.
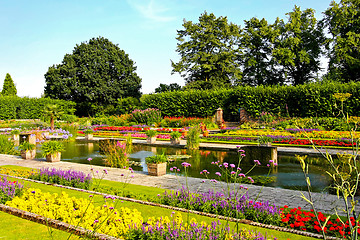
[34,141,332,193]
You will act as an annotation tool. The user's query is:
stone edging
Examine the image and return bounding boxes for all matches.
[0,173,340,240]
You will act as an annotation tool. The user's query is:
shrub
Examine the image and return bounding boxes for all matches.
[117,97,140,114]
[0,134,17,155]
[41,140,64,156]
[131,108,161,125]
[186,126,201,150]
[141,82,360,120]
[0,96,75,120]
[145,154,167,164]
[101,140,129,168]
[18,141,36,151]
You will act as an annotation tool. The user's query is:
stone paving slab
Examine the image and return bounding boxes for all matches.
[0,153,358,216]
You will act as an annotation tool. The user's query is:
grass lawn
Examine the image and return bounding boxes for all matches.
[0,165,317,240]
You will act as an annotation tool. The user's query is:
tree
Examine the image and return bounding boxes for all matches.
[1,73,17,96]
[44,104,63,130]
[323,0,360,82]
[241,17,284,86]
[44,37,142,115]
[155,83,181,93]
[273,6,325,85]
[171,12,242,89]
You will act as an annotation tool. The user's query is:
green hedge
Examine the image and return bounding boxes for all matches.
[141,82,360,120]
[0,96,76,120]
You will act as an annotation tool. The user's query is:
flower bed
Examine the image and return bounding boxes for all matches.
[158,187,282,226]
[28,168,92,190]
[281,206,360,238]
[0,176,23,204]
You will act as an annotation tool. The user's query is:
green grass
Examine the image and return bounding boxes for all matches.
[0,165,317,240]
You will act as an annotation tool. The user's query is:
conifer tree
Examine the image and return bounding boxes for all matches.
[1,73,17,96]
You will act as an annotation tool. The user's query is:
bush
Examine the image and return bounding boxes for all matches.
[117,97,140,114]
[131,108,161,125]
[141,82,360,120]
[0,96,76,120]
[0,135,17,155]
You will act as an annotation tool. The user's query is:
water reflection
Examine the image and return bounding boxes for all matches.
[43,141,332,193]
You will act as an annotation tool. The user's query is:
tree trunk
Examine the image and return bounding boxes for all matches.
[50,117,54,130]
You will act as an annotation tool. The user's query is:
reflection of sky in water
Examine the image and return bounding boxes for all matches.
[44,141,332,193]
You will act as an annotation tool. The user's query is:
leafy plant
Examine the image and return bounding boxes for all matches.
[145,154,167,164]
[10,129,21,135]
[18,142,36,151]
[0,135,17,155]
[41,140,64,156]
[83,128,94,134]
[145,129,157,138]
[186,126,201,150]
[131,108,162,125]
[102,140,129,168]
[170,131,182,139]
[257,136,273,145]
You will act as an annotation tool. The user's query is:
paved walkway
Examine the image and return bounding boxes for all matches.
[1,140,358,216]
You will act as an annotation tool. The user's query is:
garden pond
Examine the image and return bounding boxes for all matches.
[32,141,332,193]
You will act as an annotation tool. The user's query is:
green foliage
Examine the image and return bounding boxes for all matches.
[273,6,324,85]
[117,97,140,114]
[141,82,360,120]
[102,140,129,168]
[186,126,201,150]
[155,83,182,93]
[145,130,157,138]
[18,142,36,151]
[323,0,360,82]
[0,96,75,120]
[241,18,283,85]
[41,141,64,156]
[44,36,142,116]
[0,135,17,155]
[1,73,17,96]
[145,154,167,164]
[172,11,242,89]
[170,131,182,139]
[131,108,162,125]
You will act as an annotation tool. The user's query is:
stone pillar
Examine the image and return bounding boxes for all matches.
[215,108,223,125]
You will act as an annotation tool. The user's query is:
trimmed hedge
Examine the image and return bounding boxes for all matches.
[0,96,76,120]
[141,82,360,120]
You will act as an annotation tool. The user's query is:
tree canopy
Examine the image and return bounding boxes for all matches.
[44,37,142,115]
[323,0,360,82]
[171,12,242,89]
[1,73,17,96]
[155,83,182,93]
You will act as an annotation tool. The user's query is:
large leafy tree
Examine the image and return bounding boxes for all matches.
[171,12,242,89]
[155,83,181,93]
[323,0,360,82]
[44,37,142,115]
[1,73,17,96]
[273,6,325,85]
[241,17,284,86]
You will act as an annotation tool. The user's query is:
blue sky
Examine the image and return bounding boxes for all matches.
[0,0,332,98]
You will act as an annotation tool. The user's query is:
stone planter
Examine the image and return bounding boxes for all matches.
[147,162,167,176]
[20,149,36,160]
[260,142,272,147]
[170,138,180,145]
[146,136,156,144]
[12,134,20,141]
[46,152,61,162]
[85,134,93,140]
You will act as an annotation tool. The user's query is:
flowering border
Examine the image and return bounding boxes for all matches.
[0,173,339,239]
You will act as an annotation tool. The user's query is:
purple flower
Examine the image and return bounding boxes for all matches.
[230,171,236,175]
[103,169,108,174]
[230,164,235,168]
[254,160,261,165]
[87,158,92,162]
[238,173,245,178]
[181,162,191,168]
[223,162,228,168]
[215,172,221,177]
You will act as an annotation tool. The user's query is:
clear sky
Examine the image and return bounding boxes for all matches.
[0,0,333,98]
